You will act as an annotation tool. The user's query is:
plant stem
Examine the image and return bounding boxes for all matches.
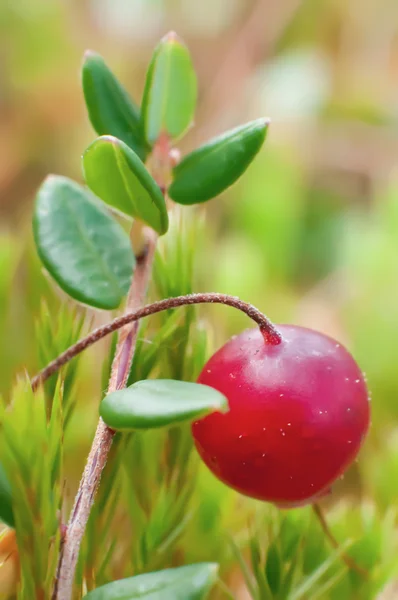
[53,228,157,600]
[32,293,281,393]
[312,503,368,578]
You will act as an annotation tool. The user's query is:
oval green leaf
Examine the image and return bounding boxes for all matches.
[33,175,135,310]
[141,32,197,145]
[84,563,218,600]
[83,136,168,235]
[100,379,228,431]
[0,462,14,528]
[168,118,269,205]
[82,50,149,161]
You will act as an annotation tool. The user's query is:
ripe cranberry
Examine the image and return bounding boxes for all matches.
[192,325,370,508]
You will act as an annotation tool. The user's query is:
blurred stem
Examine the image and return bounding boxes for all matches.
[53,137,170,600]
[32,293,281,390]
[312,503,368,578]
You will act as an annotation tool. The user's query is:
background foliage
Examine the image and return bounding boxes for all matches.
[1,0,398,598]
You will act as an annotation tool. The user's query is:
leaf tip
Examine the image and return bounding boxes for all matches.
[99,134,120,145]
[42,173,63,188]
[219,397,229,414]
[162,30,182,45]
[83,49,100,62]
[208,562,219,575]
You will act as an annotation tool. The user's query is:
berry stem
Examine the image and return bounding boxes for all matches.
[312,503,368,578]
[31,293,281,392]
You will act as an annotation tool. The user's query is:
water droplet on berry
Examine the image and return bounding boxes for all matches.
[355,379,360,383]
[287,422,291,427]
[347,407,351,413]
[206,369,211,373]
[347,440,352,444]
[229,373,236,379]
[279,393,284,397]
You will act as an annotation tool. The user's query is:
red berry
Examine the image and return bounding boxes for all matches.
[192,325,370,508]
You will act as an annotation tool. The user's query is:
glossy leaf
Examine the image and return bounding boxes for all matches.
[100,379,228,431]
[0,462,14,528]
[83,136,168,235]
[84,563,218,600]
[82,50,149,160]
[141,32,197,144]
[168,118,269,205]
[33,175,135,310]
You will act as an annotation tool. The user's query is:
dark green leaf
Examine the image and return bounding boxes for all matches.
[0,462,14,528]
[84,563,218,599]
[265,542,281,595]
[82,50,149,160]
[83,136,168,235]
[168,119,269,205]
[100,379,228,431]
[33,175,135,310]
[141,32,197,145]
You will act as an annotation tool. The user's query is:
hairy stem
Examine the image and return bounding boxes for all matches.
[32,293,281,393]
[53,229,157,600]
[312,503,368,578]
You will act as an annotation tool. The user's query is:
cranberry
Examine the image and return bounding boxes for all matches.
[192,325,370,508]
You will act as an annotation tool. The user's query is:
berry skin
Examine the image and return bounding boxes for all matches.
[192,325,370,508]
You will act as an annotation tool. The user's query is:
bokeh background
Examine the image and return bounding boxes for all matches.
[2,0,398,597]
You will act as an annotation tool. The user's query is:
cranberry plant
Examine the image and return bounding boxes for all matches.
[0,32,396,600]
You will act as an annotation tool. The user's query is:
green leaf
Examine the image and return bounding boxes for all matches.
[82,50,149,161]
[100,379,228,431]
[0,461,14,528]
[265,542,281,595]
[168,119,269,205]
[289,541,352,600]
[141,32,197,145]
[33,175,135,310]
[83,136,169,235]
[84,563,218,599]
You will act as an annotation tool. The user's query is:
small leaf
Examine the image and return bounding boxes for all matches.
[100,379,228,431]
[33,175,135,310]
[168,119,269,205]
[265,542,281,595]
[84,563,218,599]
[82,50,149,160]
[0,462,14,528]
[83,136,169,235]
[141,32,197,145]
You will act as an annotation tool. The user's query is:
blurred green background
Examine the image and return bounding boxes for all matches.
[2,0,398,598]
